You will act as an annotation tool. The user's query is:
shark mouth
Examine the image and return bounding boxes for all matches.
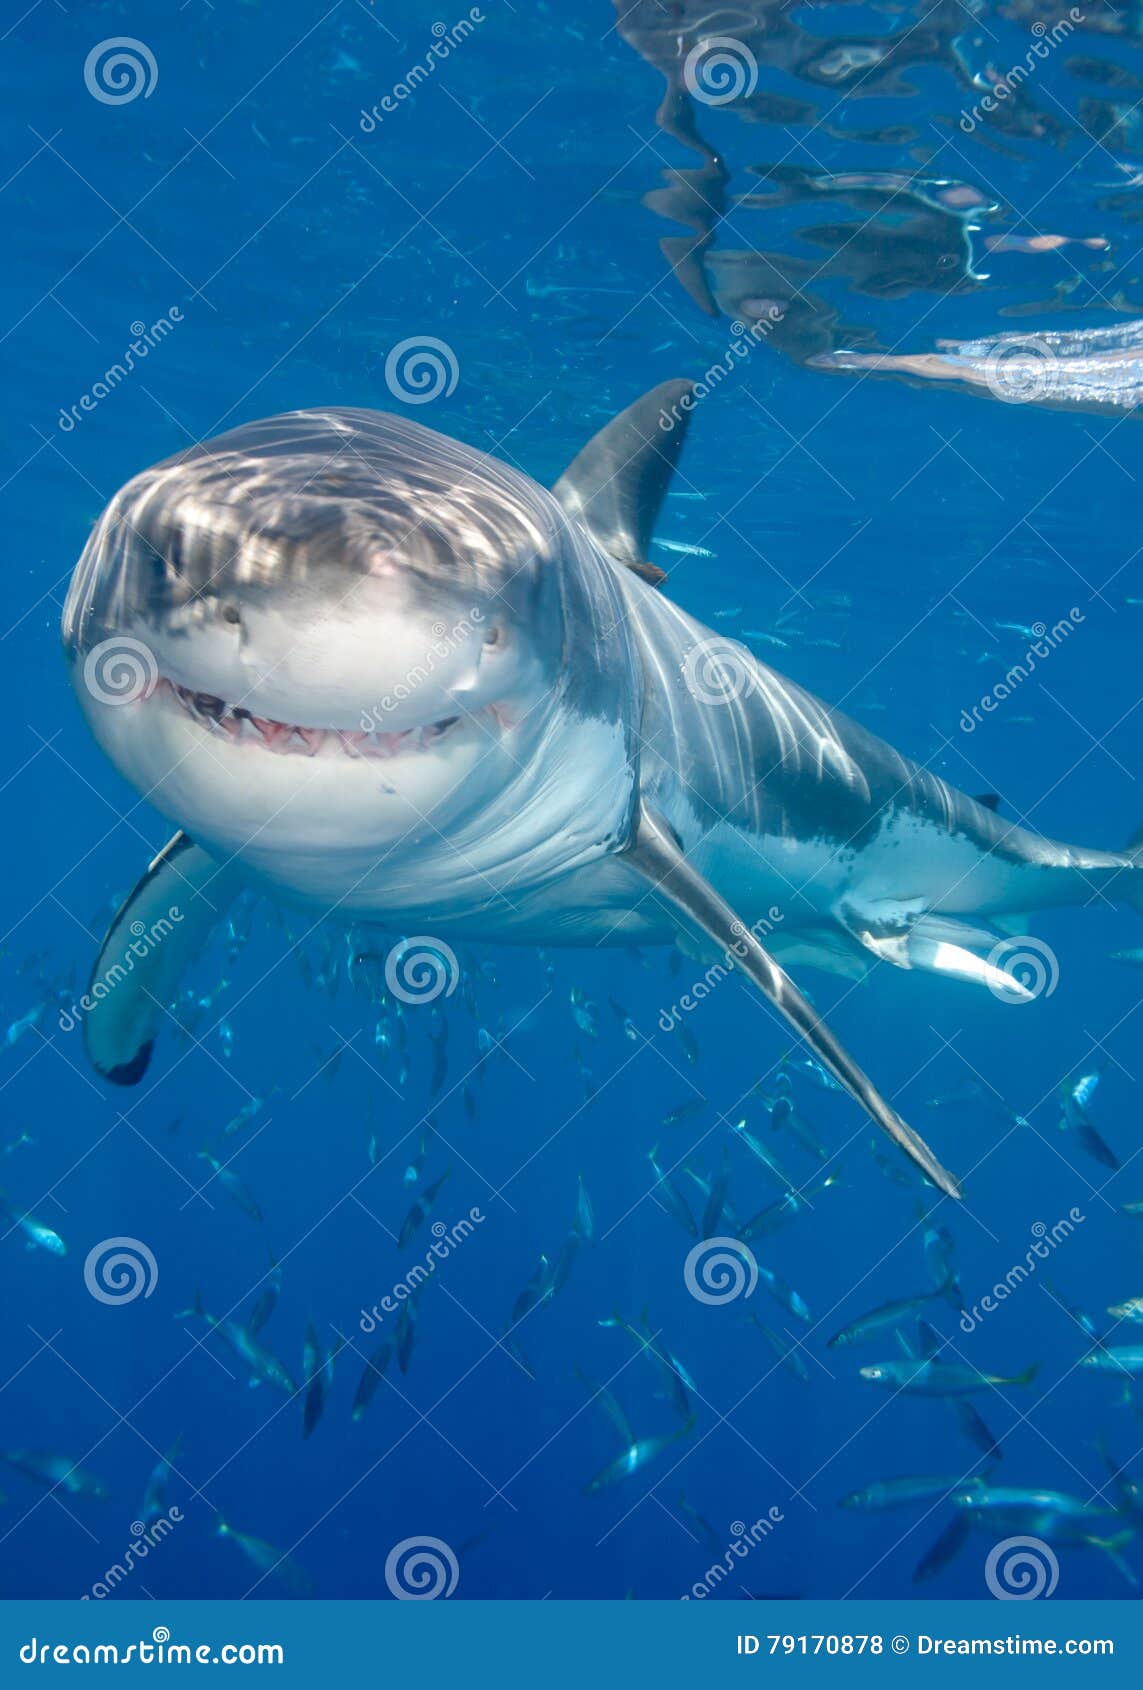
[160,677,464,758]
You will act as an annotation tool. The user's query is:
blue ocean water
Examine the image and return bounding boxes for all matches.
[1,0,1142,1604]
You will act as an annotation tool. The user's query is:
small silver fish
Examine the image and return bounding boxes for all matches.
[584,1416,696,1494]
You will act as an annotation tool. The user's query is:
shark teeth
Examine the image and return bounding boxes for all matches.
[161,680,464,759]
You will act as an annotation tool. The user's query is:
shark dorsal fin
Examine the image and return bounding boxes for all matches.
[552,380,695,586]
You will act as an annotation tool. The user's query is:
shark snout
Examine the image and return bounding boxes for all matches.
[101,577,498,737]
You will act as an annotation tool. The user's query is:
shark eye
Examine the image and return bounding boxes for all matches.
[221,603,242,626]
[482,624,506,650]
[144,546,172,585]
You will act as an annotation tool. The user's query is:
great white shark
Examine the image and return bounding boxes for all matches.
[61,383,1142,1199]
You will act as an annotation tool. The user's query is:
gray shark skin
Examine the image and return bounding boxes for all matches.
[61,385,1142,1196]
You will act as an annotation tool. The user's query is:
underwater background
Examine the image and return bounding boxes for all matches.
[1,0,1142,1601]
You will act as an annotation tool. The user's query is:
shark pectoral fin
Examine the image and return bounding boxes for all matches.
[626,809,963,1199]
[551,380,696,584]
[85,832,241,1085]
